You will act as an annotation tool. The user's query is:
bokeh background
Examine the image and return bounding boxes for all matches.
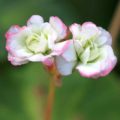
[0,0,120,120]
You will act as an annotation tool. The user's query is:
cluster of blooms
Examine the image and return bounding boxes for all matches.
[5,15,117,78]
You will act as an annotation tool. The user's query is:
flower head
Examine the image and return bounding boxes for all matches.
[56,22,117,78]
[5,16,117,78]
[6,15,67,66]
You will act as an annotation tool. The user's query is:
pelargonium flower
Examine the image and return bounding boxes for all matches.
[56,22,117,78]
[5,15,67,66]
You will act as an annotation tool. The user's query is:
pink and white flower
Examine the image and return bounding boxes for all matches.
[5,15,67,66]
[5,15,117,78]
[56,22,117,78]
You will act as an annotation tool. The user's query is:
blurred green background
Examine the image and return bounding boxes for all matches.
[0,0,120,120]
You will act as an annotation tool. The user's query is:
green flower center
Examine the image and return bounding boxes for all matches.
[76,35,100,64]
[26,33,49,54]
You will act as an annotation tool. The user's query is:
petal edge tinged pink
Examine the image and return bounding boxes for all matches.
[49,16,67,40]
[53,40,71,56]
[5,25,21,39]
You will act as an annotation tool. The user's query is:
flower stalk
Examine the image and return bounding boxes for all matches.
[45,64,61,120]
[45,76,56,120]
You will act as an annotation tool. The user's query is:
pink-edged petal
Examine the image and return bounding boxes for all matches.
[49,16,67,41]
[5,25,21,39]
[8,54,28,66]
[27,15,44,26]
[98,45,117,77]
[69,23,81,39]
[61,40,77,62]
[53,40,71,56]
[95,27,112,46]
[76,45,117,78]
[81,22,100,38]
[6,27,33,58]
[82,22,98,31]
[27,54,45,62]
[76,62,101,78]
[28,53,54,66]
[55,56,77,76]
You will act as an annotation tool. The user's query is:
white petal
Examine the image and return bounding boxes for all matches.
[27,54,44,62]
[56,56,76,76]
[27,15,44,26]
[49,16,67,41]
[69,23,81,39]
[70,22,100,47]
[98,45,117,77]
[41,23,57,49]
[61,40,77,62]
[8,53,28,66]
[80,47,90,64]
[88,44,100,62]
[53,40,71,55]
[6,27,33,58]
[95,27,112,46]
[73,40,83,55]
[80,22,100,42]
[28,53,53,66]
[53,40,78,62]
[81,22,99,34]
[76,45,117,78]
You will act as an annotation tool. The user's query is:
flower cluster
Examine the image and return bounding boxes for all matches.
[5,15,117,78]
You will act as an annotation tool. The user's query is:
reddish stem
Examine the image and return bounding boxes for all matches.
[44,63,61,120]
[45,76,56,120]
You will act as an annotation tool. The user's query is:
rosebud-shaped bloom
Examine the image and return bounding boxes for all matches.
[5,15,67,66]
[71,22,117,78]
[56,22,117,78]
